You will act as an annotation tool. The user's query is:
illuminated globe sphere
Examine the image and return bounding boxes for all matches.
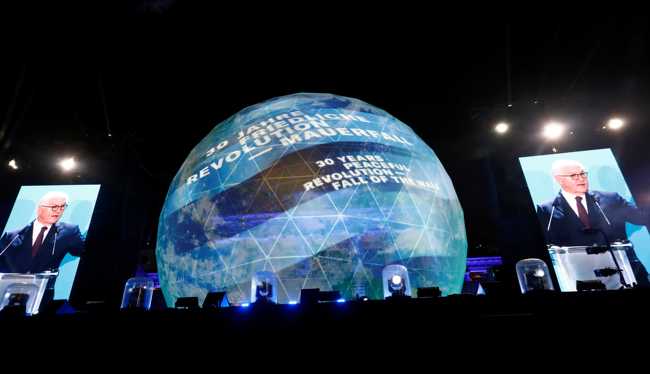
[156,93,467,306]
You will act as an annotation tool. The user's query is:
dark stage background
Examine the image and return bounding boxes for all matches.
[1,4,649,306]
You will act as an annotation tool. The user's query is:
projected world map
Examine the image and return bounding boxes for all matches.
[156,93,467,305]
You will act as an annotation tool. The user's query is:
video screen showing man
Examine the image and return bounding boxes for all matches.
[0,191,84,274]
[520,150,650,288]
[536,159,650,247]
[0,185,100,301]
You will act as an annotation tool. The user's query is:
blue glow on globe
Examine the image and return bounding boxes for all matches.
[156,93,467,306]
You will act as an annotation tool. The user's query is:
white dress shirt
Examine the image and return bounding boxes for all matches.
[561,190,588,218]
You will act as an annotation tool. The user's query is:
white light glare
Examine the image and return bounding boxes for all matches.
[607,118,624,130]
[542,122,566,140]
[391,275,402,286]
[494,122,509,134]
[8,159,18,170]
[59,157,76,172]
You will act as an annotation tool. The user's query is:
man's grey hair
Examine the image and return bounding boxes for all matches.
[551,159,586,176]
[38,191,70,206]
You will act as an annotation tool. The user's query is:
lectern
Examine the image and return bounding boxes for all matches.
[0,272,58,315]
[548,242,637,291]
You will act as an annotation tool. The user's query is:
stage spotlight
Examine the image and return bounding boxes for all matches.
[390,275,404,295]
[494,122,509,134]
[120,277,154,311]
[8,159,18,170]
[58,157,76,172]
[606,118,624,130]
[382,265,412,299]
[515,258,554,294]
[542,122,566,140]
[250,271,278,304]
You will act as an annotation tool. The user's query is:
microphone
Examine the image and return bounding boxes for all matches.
[546,204,556,232]
[594,268,622,277]
[592,195,612,226]
[51,225,59,256]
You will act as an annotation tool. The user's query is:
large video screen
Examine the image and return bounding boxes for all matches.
[519,149,650,289]
[0,185,100,300]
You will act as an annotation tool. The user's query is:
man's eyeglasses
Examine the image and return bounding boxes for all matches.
[557,171,588,180]
[40,204,68,211]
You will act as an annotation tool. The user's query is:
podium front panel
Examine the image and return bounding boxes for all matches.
[548,243,637,291]
[0,272,57,315]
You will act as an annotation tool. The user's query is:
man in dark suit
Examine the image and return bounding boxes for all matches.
[0,191,85,274]
[536,160,650,285]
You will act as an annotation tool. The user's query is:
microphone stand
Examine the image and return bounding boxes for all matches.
[585,227,630,288]
[0,227,29,257]
[51,227,59,256]
[0,234,21,257]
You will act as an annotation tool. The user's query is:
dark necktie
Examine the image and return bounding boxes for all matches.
[32,226,48,258]
[575,196,591,229]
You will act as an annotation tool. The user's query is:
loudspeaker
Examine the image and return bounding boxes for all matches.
[299,289,341,304]
[417,287,441,298]
[175,297,199,309]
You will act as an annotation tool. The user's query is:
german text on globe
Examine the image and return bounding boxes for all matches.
[156,93,467,306]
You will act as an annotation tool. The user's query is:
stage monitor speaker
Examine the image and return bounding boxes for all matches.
[203,292,229,309]
[175,297,199,310]
[417,287,441,298]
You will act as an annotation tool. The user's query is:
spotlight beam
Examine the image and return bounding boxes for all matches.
[59,157,76,172]
[494,122,509,134]
[606,118,624,130]
[542,122,566,141]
